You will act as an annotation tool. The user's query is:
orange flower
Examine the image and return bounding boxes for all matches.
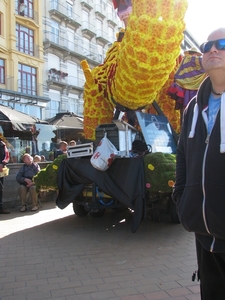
[168,180,175,187]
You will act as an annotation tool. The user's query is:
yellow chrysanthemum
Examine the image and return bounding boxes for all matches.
[148,164,155,170]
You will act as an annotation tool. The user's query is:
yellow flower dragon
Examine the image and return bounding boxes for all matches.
[81,0,188,140]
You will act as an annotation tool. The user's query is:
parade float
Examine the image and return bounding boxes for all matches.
[34,0,189,230]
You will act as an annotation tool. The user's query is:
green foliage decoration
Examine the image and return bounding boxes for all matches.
[144,152,176,193]
[33,154,67,193]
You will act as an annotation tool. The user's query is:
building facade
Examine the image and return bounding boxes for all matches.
[0,0,50,119]
[42,0,123,119]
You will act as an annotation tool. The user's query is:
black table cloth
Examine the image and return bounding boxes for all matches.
[56,157,146,232]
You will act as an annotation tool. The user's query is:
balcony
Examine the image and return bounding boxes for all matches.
[43,31,67,52]
[96,30,110,45]
[107,12,118,27]
[46,70,85,94]
[49,1,81,30]
[47,69,68,89]
[43,32,101,65]
[66,76,85,93]
[80,0,94,10]
[95,4,106,19]
[81,22,96,39]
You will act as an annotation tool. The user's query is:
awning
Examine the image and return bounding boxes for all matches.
[48,112,83,129]
[0,104,48,131]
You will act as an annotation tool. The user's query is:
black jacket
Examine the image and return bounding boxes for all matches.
[173,76,225,252]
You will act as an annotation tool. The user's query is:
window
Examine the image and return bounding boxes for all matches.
[48,53,60,70]
[16,0,34,19]
[67,3,73,18]
[15,103,42,119]
[68,95,79,114]
[97,45,104,63]
[96,19,102,32]
[83,37,90,56]
[82,10,89,28]
[27,0,34,19]
[67,62,78,86]
[67,30,74,51]
[108,26,115,43]
[0,59,5,84]
[107,2,113,16]
[16,24,34,55]
[46,90,60,118]
[18,63,37,95]
[51,20,59,44]
[51,0,58,10]
[78,68,85,88]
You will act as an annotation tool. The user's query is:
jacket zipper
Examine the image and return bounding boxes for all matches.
[202,109,215,252]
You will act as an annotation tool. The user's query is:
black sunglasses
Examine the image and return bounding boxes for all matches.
[200,39,225,53]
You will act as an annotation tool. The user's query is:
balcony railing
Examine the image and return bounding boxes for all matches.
[48,69,68,83]
[49,0,81,29]
[107,11,118,27]
[43,31,101,64]
[96,29,110,45]
[80,0,94,10]
[67,76,85,89]
[95,4,106,18]
[46,70,84,90]
[81,21,96,39]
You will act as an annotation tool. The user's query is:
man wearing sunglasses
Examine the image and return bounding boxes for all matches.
[173,28,225,299]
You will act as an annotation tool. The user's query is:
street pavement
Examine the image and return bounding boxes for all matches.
[0,201,200,300]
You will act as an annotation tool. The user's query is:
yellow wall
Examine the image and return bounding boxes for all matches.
[0,0,44,94]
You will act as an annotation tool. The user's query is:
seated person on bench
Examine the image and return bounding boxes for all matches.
[16,153,40,212]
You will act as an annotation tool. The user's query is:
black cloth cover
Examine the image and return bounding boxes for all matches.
[56,157,146,232]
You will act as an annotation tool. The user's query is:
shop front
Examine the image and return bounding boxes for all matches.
[0,105,58,162]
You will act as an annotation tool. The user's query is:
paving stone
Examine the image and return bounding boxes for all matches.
[0,202,200,300]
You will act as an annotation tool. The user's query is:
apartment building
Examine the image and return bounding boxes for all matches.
[0,0,49,119]
[42,0,123,119]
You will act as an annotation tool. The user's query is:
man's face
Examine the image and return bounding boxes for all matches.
[23,155,33,165]
[202,29,225,73]
[60,143,67,151]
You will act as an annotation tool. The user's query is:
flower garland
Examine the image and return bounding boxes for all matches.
[80,59,115,140]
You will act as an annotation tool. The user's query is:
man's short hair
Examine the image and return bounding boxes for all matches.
[22,153,32,161]
[59,141,68,146]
